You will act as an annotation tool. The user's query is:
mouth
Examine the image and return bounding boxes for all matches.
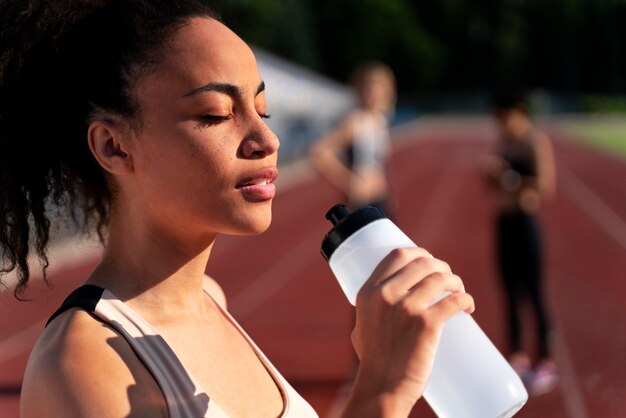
[237,178,272,187]
[235,167,278,189]
[235,167,278,201]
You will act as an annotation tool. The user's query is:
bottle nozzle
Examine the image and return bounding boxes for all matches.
[325,203,350,226]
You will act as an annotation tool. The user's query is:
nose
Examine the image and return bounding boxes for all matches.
[240,116,280,159]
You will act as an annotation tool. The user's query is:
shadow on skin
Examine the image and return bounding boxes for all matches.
[105,328,210,417]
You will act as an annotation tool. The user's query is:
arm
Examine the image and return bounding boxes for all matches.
[309,114,356,195]
[21,310,167,418]
[480,153,511,206]
[341,248,475,417]
[533,132,557,199]
[482,154,508,189]
[518,132,556,212]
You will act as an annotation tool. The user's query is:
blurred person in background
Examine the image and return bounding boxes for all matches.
[310,61,397,217]
[483,90,559,396]
[1,1,475,416]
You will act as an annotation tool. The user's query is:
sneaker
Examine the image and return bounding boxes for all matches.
[527,360,559,396]
[508,352,532,384]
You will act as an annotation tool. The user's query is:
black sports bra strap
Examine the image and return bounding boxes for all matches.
[45,285,105,327]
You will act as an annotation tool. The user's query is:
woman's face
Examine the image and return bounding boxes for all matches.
[358,70,394,113]
[123,18,279,238]
[494,107,529,139]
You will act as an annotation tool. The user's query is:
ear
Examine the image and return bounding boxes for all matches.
[87,120,134,175]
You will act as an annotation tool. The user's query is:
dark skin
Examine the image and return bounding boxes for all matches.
[482,105,557,371]
[21,18,474,418]
[484,107,556,213]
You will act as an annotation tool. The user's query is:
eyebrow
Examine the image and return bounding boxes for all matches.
[183,81,265,98]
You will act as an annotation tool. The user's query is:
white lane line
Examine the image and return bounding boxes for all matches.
[552,332,589,418]
[228,228,323,319]
[549,158,624,418]
[411,150,468,244]
[0,321,45,364]
[559,161,626,251]
[549,275,589,418]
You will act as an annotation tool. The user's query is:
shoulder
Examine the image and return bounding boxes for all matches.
[529,129,552,148]
[528,130,555,159]
[345,109,371,128]
[21,309,167,418]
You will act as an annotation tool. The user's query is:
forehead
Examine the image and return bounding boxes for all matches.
[360,69,393,90]
[137,17,261,98]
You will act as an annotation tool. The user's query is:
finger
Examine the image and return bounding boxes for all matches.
[377,257,452,304]
[400,272,465,311]
[362,247,432,291]
[429,292,476,325]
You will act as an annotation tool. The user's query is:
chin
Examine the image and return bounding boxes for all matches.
[245,216,272,235]
[227,204,273,236]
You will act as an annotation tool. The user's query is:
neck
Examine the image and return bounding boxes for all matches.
[509,117,532,139]
[86,207,217,317]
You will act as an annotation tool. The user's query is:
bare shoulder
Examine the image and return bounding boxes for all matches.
[203,274,227,309]
[343,109,368,133]
[531,129,556,161]
[21,309,167,418]
[531,129,553,149]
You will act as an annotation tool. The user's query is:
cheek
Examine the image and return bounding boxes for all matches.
[136,120,243,206]
[179,145,232,193]
[160,123,232,170]
[191,136,235,176]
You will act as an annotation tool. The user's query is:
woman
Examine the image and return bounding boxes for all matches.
[484,91,558,396]
[310,62,396,216]
[0,1,474,417]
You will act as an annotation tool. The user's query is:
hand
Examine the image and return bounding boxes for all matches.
[482,155,508,186]
[346,247,475,417]
[519,187,540,213]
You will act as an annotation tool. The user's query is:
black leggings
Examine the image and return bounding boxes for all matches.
[497,209,551,358]
[349,198,394,221]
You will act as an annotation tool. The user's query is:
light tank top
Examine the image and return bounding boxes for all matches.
[46,284,319,418]
[351,110,390,170]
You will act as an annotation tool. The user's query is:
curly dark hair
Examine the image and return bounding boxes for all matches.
[0,0,216,298]
[489,88,530,115]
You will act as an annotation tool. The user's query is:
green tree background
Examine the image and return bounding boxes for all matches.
[209,0,626,99]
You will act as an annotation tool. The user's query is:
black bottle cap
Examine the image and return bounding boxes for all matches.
[321,203,387,261]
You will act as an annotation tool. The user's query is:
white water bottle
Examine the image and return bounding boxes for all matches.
[321,204,528,418]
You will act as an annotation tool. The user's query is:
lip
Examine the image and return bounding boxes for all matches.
[236,167,278,201]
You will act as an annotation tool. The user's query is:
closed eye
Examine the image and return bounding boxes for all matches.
[196,114,231,129]
[259,113,271,120]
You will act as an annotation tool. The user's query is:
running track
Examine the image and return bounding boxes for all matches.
[1,116,624,417]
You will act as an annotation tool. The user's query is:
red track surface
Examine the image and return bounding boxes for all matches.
[1,117,625,417]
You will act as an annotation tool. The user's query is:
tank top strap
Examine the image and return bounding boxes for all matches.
[46,284,225,418]
[46,283,318,417]
[45,284,105,327]
[350,110,390,170]
[200,280,319,418]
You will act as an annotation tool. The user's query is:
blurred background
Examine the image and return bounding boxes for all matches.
[212,0,626,161]
[1,1,625,417]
